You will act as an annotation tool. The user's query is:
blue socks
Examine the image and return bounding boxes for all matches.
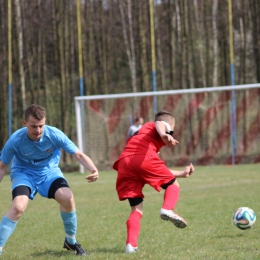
[0,212,77,254]
[60,211,77,245]
[0,216,18,251]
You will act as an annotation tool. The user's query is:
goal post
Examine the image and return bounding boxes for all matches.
[75,83,260,173]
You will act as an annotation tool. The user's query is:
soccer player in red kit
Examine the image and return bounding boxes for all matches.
[113,110,194,253]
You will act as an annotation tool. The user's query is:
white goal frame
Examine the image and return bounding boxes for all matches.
[75,83,260,173]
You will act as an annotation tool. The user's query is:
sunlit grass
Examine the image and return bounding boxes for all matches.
[0,164,260,259]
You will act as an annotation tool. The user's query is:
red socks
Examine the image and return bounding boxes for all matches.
[162,184,180,210]
[125,185,179,247]
[126,211,142,247]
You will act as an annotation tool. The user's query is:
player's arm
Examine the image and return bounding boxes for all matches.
[170,163,195,178]
[72,149,99,182]
[155,121,179,146]
[0,161,9,183]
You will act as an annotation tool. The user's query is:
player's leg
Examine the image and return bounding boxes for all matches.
[45,175,86,256]
[52,184,77,243]
[125,198,143,253]
[140,155,187,228]
[161,178,179,210]
[0,186,30,255]
[116,156,145,253]
[160,179,187,228]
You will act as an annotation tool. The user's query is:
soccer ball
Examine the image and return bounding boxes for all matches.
[232,207,256,230]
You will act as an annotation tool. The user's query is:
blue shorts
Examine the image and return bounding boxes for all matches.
[10,167,66,200]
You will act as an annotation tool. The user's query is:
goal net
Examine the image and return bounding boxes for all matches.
[75,84,260,172]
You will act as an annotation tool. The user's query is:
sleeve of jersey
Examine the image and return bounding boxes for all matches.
[55,129,78,155]
[1,138,16,165]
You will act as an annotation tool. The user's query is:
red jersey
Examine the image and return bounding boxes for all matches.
[113,121,175,200]
[113,122,166,170]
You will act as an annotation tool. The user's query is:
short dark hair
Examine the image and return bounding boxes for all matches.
[155,110,175,124]
[134,117,142,122]
[25,104,46,121]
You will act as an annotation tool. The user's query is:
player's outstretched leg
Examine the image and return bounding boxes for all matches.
[160,183,187,228]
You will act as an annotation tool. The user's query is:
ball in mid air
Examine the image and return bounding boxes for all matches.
[232,207,256,230]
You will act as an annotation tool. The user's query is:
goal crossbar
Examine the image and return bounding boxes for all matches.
[75,83,260,101]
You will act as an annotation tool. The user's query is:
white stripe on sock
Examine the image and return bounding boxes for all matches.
[65,234,75,239]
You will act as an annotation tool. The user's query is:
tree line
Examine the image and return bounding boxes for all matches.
[0,0,260,159]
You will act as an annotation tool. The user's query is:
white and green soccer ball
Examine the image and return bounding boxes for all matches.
[232,207,256,230]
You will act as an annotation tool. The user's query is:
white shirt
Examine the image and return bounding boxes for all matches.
[127,124,142,139]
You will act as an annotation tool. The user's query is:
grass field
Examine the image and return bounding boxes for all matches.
[0,164,259,260]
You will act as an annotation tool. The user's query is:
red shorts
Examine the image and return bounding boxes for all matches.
[115,154,175,201]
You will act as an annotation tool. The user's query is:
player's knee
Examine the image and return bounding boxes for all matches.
[62,191,74,204]
[56,188,73,201]
[131,206,143,215]
[12,204,26,216]
[11,199,28,217]
[161,178,176,189]
[128,198,143,215]
[55,187,75,210]
[11,186,30,217]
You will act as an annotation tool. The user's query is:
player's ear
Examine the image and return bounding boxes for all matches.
[170,122,175,130]
[22,120,27,126]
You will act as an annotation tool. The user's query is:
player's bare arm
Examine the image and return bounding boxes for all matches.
[170,163,195,178]
[0,161,8,183]
[155,121,179,146]
[72,149,99,182]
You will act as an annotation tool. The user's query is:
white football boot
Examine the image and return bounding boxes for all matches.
[160,208,187,228]
[125,244,138,253]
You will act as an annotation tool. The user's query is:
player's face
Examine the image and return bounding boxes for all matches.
[23,116,46,141]
[169,122,175,134]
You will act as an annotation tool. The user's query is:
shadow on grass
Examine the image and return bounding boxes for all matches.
[91,247,124,254]
[216,233,245,239]
[30,250,69,258]
[30,247,123,258]
[227,246,260,252]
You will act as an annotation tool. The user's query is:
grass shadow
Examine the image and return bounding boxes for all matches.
[30,247,124,258]
[30,250,70,258]
[91,247,124,254]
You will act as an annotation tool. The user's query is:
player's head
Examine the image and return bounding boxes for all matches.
[155,110,175,128]
[23,104,46,141]
[134,117,144,125]
[24,104,46,121]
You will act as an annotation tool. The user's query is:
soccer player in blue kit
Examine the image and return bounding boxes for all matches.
[0,104,99,256]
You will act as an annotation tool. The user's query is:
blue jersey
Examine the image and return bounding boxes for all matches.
[1,125,78,171]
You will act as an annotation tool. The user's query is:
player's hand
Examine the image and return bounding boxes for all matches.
[161,134,179,146]
[183,163,194,177]
[85,170,99,182]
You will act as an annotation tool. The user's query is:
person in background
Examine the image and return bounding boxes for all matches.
[113,110,194,253]
[0,104,99,256]
[126,117,144,139]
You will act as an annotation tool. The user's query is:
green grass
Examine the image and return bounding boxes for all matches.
[0,164,260,259]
